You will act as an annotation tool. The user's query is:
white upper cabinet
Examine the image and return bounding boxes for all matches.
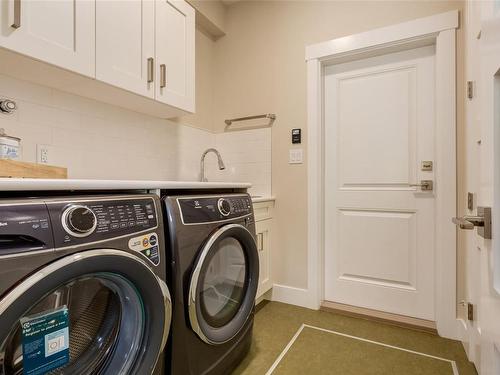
[96,0,155,98]
[0,0,95,77]
[155,0,195,112]
[0,0,194,117]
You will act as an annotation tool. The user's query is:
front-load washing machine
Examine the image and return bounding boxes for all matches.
[163,193,259,375]
[0,194,171,375]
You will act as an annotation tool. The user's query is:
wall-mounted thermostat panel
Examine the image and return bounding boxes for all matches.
[292,129,301,144]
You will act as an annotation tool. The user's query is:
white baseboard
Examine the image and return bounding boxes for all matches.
[270,284,319,310]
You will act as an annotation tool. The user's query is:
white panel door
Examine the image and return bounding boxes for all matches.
[155,0,195,112]
[324,45,436,320]
[461,2,500,373]
[96,0,155,98]
[0,0,95,77]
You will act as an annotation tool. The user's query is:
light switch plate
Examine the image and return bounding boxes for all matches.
[289,149,303,164]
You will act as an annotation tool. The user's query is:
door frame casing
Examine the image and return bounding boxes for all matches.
[306,10,460,339]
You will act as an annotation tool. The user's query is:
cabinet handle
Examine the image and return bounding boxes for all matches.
[160,64,167,88]
[257,233,264,251]
[147,57,154,83]
[11,0,21,29]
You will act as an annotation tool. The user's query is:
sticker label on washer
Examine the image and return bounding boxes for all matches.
[21,306,70,375]
[128,232,160,265]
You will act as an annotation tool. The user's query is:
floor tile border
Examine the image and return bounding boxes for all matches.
[265,324,459,375]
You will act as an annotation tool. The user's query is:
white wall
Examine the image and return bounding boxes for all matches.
[0,72,271,193]
[214,0,464,291]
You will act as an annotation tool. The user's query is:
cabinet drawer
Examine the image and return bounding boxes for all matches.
[253,201,275,222]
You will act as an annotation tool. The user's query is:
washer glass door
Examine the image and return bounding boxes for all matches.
[189,224,258,345]
[0,250,171,375]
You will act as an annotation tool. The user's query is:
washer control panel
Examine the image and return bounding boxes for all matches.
[62,205,97,238]
[50,197,158,247]
[177,195,252,224]
[0,203,54,256]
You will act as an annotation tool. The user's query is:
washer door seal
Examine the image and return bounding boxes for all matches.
[0,249,171,375]
[188,224,259,345]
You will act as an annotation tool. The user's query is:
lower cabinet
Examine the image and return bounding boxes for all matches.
[255,219,272,299]
[253,199,275,300]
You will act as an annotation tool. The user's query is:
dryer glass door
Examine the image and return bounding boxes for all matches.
[201,236,246,327]
[0,249,171,375]
[189,224,259,345]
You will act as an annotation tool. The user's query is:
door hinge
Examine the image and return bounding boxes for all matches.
[467,192,474,211]
[460,300,475,321]
[467,81,474,99]
[467,302,474,321]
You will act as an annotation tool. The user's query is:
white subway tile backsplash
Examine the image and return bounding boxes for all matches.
[0,74,213,181]
[0,74,272,194]
[0,74,53,106]
[211,128,272,196]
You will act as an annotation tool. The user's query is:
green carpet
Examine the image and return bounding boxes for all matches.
[271,325,455,374]
[233,301,477,375]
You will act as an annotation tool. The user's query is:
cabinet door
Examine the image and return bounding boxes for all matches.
[155,0,195,112]
[255,219,273,299]
[0,0,95,77]
[96,0,155,98]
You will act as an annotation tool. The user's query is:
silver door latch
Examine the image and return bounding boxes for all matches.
[452,206,491,239]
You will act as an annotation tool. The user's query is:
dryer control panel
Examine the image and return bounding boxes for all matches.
[48,197,158,247]
[177,195,252,224]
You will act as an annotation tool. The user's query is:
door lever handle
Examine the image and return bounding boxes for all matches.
[452,206,492,239]
[452,216,484,230]
[409,180,433,191]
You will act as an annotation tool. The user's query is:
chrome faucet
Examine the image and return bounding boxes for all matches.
[200,148,226,182]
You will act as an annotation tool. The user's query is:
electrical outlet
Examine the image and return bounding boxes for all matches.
[37,144,51,164]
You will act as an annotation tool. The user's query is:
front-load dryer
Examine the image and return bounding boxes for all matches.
[0,194,171,375]
[163,193,258,375]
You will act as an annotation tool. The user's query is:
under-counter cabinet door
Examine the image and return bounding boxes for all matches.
[255,219,272,299]
[96,0,155,98]
[0,0,95,77]
[155,0,195,112]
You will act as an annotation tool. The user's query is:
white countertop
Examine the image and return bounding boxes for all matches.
[251,196,276,203]
[0,178,251,191]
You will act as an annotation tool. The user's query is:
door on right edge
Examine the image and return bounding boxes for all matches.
[324,45,436,321]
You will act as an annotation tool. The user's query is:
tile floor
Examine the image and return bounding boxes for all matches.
[234,301,477,375]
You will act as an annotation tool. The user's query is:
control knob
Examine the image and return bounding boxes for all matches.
[217,198,232,217]
[62,205,97,237]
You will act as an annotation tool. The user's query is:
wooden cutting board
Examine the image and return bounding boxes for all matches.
[0,160,67,179]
